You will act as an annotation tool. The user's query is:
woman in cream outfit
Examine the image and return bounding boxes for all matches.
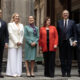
[6,13,24,77]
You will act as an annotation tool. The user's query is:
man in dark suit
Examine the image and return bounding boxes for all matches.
[57,10,77,77]
[0,9,9,78]
[76,23,80,76]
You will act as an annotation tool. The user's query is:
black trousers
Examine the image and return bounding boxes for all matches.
[59,40,72,75]
[0,44,4,74]
[76,46,80,74]
[43,51,55,77]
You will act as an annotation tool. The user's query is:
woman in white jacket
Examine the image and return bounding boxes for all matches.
[6,13,24,77]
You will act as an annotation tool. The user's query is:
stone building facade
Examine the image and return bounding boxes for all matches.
[34,0,80,64]
[34,0,80,26]
[0,0,34,24]
[0,0,80,63]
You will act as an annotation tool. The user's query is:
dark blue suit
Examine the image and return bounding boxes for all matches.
[0,19,9,74]
[76,24,80,47]
[76,23,80,74]
[57,19,77,76]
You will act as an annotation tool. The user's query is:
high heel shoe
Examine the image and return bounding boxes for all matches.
[31,73,35,77]
[27,73,31,77]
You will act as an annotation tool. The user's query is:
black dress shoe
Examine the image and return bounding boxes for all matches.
[45,75,49,77]
[44,74,50,77]
[67,74,71,77]
[62,74,66,77]
[78,74,80,77]
[0,75,4,78]
[49,75,54,78]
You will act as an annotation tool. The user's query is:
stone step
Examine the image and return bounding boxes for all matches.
[2,76,80,80]
[1,65,80,80]
[2,62,38,72]
[2,61,78,72]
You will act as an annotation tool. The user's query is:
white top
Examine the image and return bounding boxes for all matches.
[8,22,24,48]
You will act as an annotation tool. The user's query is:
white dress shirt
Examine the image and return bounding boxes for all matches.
[0,22,1,28]
[64,19,69,27]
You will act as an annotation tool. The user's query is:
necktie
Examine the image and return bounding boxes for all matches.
[63,20,67,40]
[65,20,67,28]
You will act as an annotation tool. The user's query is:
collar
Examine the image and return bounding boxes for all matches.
[64,19,69,21]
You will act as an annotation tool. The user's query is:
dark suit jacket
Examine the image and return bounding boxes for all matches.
[57,19,77,46]
[76,23,80,46]
[0,19,9,45]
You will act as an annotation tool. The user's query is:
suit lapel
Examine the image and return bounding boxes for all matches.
[13,22,21,31]
[68,19,71,28]
[67,19,71,32]
[19,24,22,31]
[61,20,64,30]
[64,19,71,33]
[13,22,18,30]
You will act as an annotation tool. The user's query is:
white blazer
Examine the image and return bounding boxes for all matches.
[8,22,24,48]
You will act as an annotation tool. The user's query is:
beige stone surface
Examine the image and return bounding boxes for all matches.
[2,0,34,25]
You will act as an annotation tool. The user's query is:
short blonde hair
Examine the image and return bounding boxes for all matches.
[10,13,20,22]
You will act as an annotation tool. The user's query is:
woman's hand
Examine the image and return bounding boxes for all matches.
[17,42,22,46]
[31,42,36,47]
[54,45,57,49]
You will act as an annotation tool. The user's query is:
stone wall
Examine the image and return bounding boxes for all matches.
[2,0,34,25]
[1,0,34,60]
[71,0,80,11]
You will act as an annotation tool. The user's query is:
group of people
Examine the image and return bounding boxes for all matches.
[0,9,80,78]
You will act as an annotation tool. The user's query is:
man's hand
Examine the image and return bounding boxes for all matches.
[5,43,8,48]
[72,41,77,47]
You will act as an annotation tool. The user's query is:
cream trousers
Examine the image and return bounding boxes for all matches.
[6,47,22,76]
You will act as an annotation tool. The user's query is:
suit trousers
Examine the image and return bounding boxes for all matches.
[76,46,80,74]
[43,51,55,77]
[6,47,22,76]
[59,40,72,75]
[0,44,4,74]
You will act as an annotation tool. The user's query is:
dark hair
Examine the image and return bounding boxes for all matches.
[43,17,51,27]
